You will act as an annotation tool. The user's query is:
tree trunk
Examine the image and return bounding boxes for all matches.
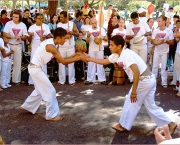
[83,0,88,5]
[12,0,18,9]
[48,0,58,19]
[26,0,30,9]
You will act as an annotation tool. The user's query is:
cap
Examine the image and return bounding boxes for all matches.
[137,7,147,14]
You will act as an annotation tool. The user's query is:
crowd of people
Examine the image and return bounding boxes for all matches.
[0,3,180,144]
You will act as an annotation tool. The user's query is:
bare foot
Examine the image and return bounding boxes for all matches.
[46,116,63,121]
[112,123,127,132]
[168,122,177,135]
[19,107,32,113]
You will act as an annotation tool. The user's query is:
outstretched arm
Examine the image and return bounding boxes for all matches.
[87,57,111,65]
[46,44,82,65]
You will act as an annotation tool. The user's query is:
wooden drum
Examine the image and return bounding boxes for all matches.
[112,63,125,85]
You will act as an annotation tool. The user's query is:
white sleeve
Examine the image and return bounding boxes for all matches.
[123,52,136,68]
[126,24,132,35]
[28,25,33,33]
[168,29,174,40]
[108,53,119,63]
[3,22,10,33]
[0,38,4,47]
[101,28,106,37]
[111,29,116,36]
[151,30,157,39]
[22,24,28,36]
[45,24,51,35]
[143,22,151,32]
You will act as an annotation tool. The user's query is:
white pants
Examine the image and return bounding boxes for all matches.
[130,44,147,63]
[152,52,168,86]
[0,61,11,87]
[174,53,180,91]
[28,41,47,85]
[10,44,22,83]
[119,74,171,130]
[87,50,106,82]
[147,47,153,71]
[58,48,75,84]
[21,66,60,119]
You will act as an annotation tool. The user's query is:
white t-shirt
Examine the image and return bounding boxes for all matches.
[166,11,174,24]
[87,26,106,51]
[0,38,4,59]
[159,138,180,144]
[57,21,75,48]
[139,17,148,23]
[176,29,180,54]
[4,21,28,44]
[108,48,147,82]
[28,23,51,41]
[126,20,150,45]
[81,24,91,40]
[152,27,174,53]
[2,44,11,62]
[112,28,126,39]
[31,38,55,67]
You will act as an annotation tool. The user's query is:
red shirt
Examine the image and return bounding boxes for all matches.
[0,17,10,26]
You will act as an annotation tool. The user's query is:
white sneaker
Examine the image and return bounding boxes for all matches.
[6,84,11,88]
[169,82,176,86]
[1,85,7,89]
[162,85,168,88]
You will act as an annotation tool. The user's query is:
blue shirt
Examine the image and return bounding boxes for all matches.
[74,19,83,31]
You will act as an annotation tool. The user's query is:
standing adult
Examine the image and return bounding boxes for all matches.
[57,11,79,85]
[151,15,174,88]
[28,13,51,85]
[22,9,33,30]
[84,18,107,85]
[126,12,151,63]
[20,27,87,121]
[3,10,28,84]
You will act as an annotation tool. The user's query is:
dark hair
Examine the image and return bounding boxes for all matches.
[109,4,112,7]
[13,10,22,22]
[1,10,7,16]
[79,30,83,34]
[75,10,83,18]
[23,9,29,13]
[147,18,153,22]
[50,14,58,24]
[173,15,179,19]
[83,16,90,24]
[34,13,43,19]
[110,35,125,48]
[130,12,139,19]
[158,15,167,21]
[176,19,180,24]
[53,27,67,39]
[60,11,67,18]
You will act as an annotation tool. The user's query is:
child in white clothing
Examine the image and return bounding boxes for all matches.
[0,37,14,88]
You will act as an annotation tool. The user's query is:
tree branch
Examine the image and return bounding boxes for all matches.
[91,0,102,6]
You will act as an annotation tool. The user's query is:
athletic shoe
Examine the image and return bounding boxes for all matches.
[1,85,7,89]
[162,85,168,88]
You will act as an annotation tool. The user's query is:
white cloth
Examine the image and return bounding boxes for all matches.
[126,21,150,45]
[28,24,50,85]
[166,11,174,24]
[0,38,4,60]
[111,28,126,39]
[109,48,147,82]
[22,66,60,119]
[152,52,168,86]
[119,75,171,130]
[151,27,174,54]
[21,39,60,119]
[109,48,171,130]
[1,61,11,87]
[57,21,75,84]
[174,53,180,91]
[4,21,28,44]
[57,21,75,48]
[139,17,148,23]
[88,26,106,51]
[1,44,11,62]
[81,24,91,40]
[87,50,106,82]
[159,138,180,144]
[58,47,75,84]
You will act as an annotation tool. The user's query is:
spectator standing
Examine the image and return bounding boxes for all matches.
[3,10,28,84]
[48,15,58,34]
[0,10,10,26]
[107,4,113,22]
[28,13,51,85]
[57,11,79,85]
[151,15,174,88]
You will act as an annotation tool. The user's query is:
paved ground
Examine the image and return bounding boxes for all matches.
[0,78,180,144]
